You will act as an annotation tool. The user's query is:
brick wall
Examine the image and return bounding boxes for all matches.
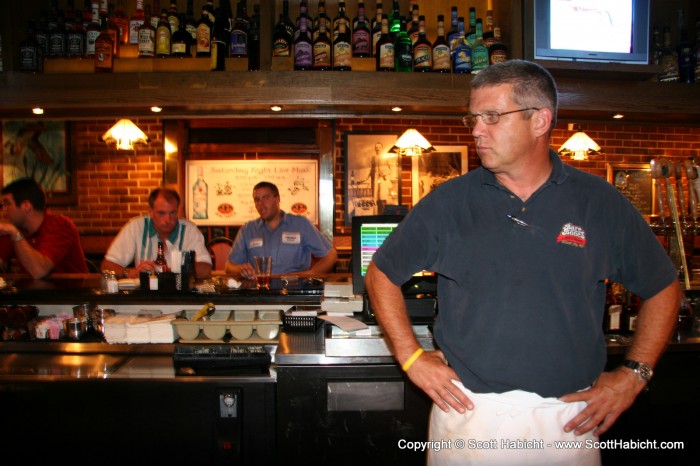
[2,118,698,242]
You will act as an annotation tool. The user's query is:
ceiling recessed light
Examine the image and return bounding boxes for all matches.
[391,106,403,112]
[270,105,283,112]
[32,107,44,115]
[612,113,624,119]
[150,106,163,113]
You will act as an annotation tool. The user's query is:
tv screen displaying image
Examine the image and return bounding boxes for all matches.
[534,0,650,64]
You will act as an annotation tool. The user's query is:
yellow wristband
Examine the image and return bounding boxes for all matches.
[401,348,424,372]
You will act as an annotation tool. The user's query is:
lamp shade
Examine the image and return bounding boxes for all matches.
[102,119,151,150]
[389,128,435,157]
[558,131,601,161]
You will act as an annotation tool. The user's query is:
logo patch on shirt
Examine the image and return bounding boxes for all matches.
[282,232,301,244]
[556,223,586,248]
[249,238,263,248]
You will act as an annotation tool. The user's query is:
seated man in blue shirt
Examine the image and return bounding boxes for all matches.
[226,181,337,278]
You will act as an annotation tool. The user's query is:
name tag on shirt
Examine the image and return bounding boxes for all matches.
[282,232,301,244]
[249,238,263,248]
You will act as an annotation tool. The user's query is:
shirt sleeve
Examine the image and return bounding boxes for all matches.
[182,221,212,265]
[103,217,141,267]
[230,223,251,265]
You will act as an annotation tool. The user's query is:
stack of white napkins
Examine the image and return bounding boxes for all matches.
[104,314,178,344]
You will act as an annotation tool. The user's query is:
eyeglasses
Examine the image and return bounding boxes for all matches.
[461,108,540,128]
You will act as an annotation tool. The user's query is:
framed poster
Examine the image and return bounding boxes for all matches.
[344,132,401,224]
[1,120,76,205]
[606,162,653,218]
[185,160,319,226]
[411,145,469,205]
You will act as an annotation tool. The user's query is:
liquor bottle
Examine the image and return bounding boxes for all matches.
[471,19,489,74]
[192,166,208,219]
[447,8,460,53]
[413,15,431,72]
[151,0,161,28]
[105,2,121,57]
[247,3,260,70]
[82,0,93,29]
[114,0,130,45]
[658,24,679,82]
[483,9,495,48]
[332,1,350,43]
[432,14,450,73]
[375,14,394,71]
[272,11,293,57]
[171,14,191,57]
[294,16,313,70]
[488,23,507,65]
[155,9,171,57]
[394,16,412,72]
[603,282,623,334]
[452,20,471,74]
[623,293,641,334]
[465,7,477,48]
[280,0,294,37]
[195,4,213,57]
[154,241,169,274]
[65,0,77,30]
[86,2,101,57]
[185,0,198,42]
[137,3,156,57]
[67,10,86,58]
[312,20,332,70]
[371,3,383,57]
[129,0,145,45]
[202,0,215,23]
[352,2,370,58]
[388,0,401,42]
[371,2,382,32]
[407,5,420,45]
[20,21,43,72]
[650,24,662,65]
[333,19,351,71]
[166,1,179,34]
[295,0,312,41]
[209,4,228,70]
[94,10,114,71]
[677,10,695,83]
[35,11,50,59]
[49,9,67,58]
[313,1,331,42]
[230,0,249,57]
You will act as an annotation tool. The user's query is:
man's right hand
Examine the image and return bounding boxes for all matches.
[405,349,473,414]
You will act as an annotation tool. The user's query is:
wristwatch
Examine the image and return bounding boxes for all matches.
[12,232,25,243]
[622,359,653,382]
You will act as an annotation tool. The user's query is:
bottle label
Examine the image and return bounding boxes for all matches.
[193,174,208,219]
[86,30,101,55]
[273,38,291,56]
[129,20,144,45]
[172,42,187,55]
[294,42,313,67]
[138,28,155,56]
[196,25,211,53]
[313,42,331,67]
[378,43,394,68]
[156,27,171,55]
[413,44,431,69]
[453,46,472,73]
[353,30,370,56]
[67,34,85,57]
[433,44,451,70]
[333,42,351,68]
[608,304,622,331]
[230,31,248,56]
[490,49,507,65]
[95,39,113,70]
[472,47,489,72]
[628,315,638,332]
[19,46,39,71]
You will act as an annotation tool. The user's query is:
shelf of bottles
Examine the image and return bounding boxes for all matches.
[19,0,512,75]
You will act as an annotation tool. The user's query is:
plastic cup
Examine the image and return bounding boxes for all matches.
[253,256,272,290]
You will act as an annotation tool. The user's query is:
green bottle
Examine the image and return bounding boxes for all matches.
[394,16,412,72]
[471,18,489,74]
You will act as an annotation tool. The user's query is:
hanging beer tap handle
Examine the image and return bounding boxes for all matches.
[650,159,668,231]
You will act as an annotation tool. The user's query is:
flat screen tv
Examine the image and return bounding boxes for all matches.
[534,0,651,65]
[351,215,435,296]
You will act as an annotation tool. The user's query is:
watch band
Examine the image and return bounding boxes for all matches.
[12,232,25,243]
[622,359,653,382]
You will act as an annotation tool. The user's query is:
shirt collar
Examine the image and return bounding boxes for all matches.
[480,149,569,188]
[146,217,180,244]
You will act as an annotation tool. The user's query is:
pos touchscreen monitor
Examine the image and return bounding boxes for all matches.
[351,214,435,296]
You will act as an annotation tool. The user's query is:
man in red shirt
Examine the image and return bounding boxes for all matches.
[0,178,87,278]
